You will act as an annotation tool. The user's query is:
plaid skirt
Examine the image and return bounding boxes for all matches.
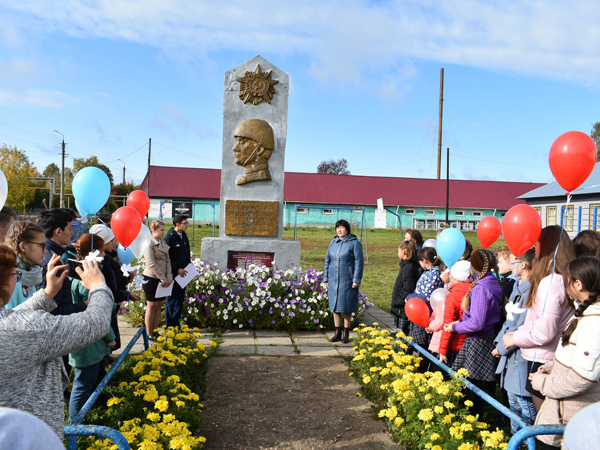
[408,322,431,348]
[452,336,498,382]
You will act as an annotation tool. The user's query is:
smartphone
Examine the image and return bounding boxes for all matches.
[67,259,84,281]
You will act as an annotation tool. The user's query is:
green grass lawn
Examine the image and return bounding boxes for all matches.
[179,224,506,312]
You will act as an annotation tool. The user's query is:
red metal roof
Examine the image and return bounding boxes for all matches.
[141,166,544,210]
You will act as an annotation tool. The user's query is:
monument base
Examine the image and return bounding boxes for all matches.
[201,238,301,270]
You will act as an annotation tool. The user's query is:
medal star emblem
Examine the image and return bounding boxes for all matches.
[237,64,279,105]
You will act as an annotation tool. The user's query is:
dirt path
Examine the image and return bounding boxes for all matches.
[201,356,399,450]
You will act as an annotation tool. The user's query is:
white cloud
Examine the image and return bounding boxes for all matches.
[0,88,77,108]
[2,0,600,88]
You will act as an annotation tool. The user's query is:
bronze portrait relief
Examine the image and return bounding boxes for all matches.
[233,119,274,185]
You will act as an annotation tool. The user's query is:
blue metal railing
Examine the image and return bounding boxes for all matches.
[400,337,564,450]
[65,327,149,450]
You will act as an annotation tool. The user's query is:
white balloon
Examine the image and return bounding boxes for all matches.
[0,169,7,210]
[423,238,437,249]
[128,225,152,259]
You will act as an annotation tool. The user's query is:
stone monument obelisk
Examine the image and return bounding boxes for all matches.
[201,55,301,269]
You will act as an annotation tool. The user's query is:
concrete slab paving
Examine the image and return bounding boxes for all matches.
[219,337,256,346]
[219,346,257,356]
[255,330,291,337]
[335,346,356,355]
[292,337,331,347]
[297,346,340,357]
[255,336,294,345]
[291,330,327,337]
[256,345,298,356]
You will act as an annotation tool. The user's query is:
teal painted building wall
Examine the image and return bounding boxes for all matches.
[151,198,504,230]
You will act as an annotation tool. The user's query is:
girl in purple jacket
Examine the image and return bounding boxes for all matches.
[444,249,503,417]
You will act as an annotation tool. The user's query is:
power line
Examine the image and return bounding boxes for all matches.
[153,142,220,162]
[406,111,437,177]
[106,143,148,163]
[444,106,473,180]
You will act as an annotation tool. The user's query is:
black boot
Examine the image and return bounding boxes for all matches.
[341,328,351,344]
[331,327,343,342]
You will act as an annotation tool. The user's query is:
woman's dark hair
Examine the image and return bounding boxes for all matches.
[96,213,112,226]
[526,226,575,309]
[0,244,18,306]
[462,249,499,311]
[4,221,45,267]
[462,239,473,261]
[398,240,416,260]
[38,209,73,239]
[573,230,600,258]
[76,233,105,260]
[406,229,423,244]
[561,256,600,346]
[417,247,441,267]
[63,208,78,220]
[335,220,351,235]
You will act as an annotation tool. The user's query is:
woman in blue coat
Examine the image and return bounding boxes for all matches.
[323,220,364,344]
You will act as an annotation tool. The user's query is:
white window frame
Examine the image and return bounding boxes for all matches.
[472,211,483,217]
[322,208,333,215]
[404,209,416,215]
[424,209,435,216]
[352,208,363,213]
[454,210,465,217]
[296,208,308,214]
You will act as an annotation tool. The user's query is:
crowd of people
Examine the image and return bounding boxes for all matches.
[392,226,600,448]
[0,205,191,441]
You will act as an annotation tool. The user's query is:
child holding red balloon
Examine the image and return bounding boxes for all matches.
[390,240,420,334]
[438,260,471,368]
[444,249,503,418]
[502,226,575,412]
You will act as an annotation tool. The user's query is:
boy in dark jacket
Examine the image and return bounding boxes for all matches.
[391,240,420,333]
[163,214,191,328]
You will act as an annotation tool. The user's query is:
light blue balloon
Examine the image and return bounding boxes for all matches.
[437,228,466,267]
[72,167,111,215]
[75,200,88,219]
[117,244,135,265]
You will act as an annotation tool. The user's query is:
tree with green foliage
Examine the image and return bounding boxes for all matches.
[73,155,115,186]
[317,158,350,175]
[591,122,600,161]
[0,144,40,210]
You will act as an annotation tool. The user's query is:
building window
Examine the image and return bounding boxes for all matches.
[533,207,541,216]
[352,208,363,213]
[322,208,333,215]
[296,208,308,214]
[500,212,506,218]
[454,210,465,217]
[472,211,483,217]
[590,204,600,230]
[562,205,574,231]
[405,209,416,215]
[424,209,435,216]
[547,206,557,226]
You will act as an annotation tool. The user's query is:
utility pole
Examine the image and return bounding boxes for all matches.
[437,68,444,180]
[118,158,126,185]
[52,129,66,207]
[146,138,151,195]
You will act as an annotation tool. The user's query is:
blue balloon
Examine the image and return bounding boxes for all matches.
[72,167,111,216]
[117,244,135,265]
[437,228,466,268]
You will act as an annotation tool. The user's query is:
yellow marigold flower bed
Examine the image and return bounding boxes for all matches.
[85,325,218,450]
[348,324,508,450]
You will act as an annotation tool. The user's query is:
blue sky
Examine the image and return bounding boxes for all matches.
[1,0,599,186]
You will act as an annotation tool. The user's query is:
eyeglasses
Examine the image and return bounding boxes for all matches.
[25,241,46,250]
[13,270,23,283]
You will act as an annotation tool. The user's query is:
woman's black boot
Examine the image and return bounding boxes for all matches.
[331,327,343,342]
[341,328,351,344]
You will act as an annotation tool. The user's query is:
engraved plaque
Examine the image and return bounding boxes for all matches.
[225,200,278,236]
[227,251,274,270]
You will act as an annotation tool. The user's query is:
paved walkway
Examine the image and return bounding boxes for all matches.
[114,303,396,357]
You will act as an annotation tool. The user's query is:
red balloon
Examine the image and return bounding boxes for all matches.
[549,131,596,193]
[112,206,142,247]
[502,204,542,257]
[477,216,502,249]
[405,298,430,328]
[126,190,150,218]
